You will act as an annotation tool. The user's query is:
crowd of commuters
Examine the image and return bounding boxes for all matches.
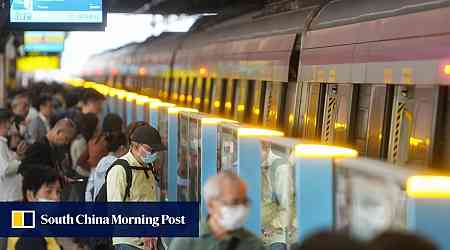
[0,81,441,250]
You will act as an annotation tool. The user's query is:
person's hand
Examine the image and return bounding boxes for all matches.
[16,141,28,160]
[143,237,158,250]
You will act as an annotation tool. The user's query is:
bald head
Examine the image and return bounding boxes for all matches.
[204,170,247,204]
[47,118,77,145]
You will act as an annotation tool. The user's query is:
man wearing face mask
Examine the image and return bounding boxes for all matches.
[107,124,166,250]
[7,165,63,250]
[169,170,265,250]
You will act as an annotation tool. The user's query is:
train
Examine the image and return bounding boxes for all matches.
[81,0,450,169]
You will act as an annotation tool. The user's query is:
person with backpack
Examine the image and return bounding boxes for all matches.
[85,131,127,202]
[101,124,166,250]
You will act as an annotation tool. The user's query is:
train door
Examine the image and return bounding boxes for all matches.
[186,77,194,107]
[434,87,450,169]
[141,77,151,96]
[263,81,287,130]
[170,77,179,103]
[283,82,298,136]
[298,82,326,140]
[193,78,204,110]
[224,79,237,118]
[388,86,440,167]
[202,78,214,113]
[352,85,392,159]
[248,80,265,124]
[320,84,356,147]
[178,77,187,104]
[162,77,171,101]
[234,80,250,122]
[211,79,226,115]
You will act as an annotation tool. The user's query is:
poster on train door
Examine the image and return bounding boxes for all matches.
[177,114,189,202]
[187,118,201,202]
[260,142,297,249]
[217,126,238,173]
[157,106,169,201]
[334,167,407,240]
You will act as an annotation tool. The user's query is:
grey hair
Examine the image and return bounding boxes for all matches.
[203,170,242,202]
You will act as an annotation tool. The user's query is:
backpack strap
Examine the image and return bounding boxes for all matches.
[106,159,133,202]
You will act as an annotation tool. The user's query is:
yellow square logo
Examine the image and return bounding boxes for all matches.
[11,211,35,229]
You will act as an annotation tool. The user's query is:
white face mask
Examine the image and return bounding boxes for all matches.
[37,198,56,202]
[217,204,249,231]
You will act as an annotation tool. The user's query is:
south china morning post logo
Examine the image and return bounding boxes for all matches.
[2,203,199,237]
[11,210,35,229]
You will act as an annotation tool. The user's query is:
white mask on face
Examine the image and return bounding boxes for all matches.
[217,204,249,231]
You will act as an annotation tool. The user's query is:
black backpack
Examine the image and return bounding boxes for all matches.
[95,159,133,202]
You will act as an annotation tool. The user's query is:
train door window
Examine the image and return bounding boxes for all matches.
[300,83,325,140]
[234,80,249,122]
[388,86,439,167]
[248,80,264,124]
[224,79,236,118]
[211,79,225,114]
[202,78,214,113]
[263,82,287,129]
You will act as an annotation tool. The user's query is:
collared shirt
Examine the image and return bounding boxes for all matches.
[38,112,50,132]
[85,153,117,201]
[107,151,157,249]
[0,136,22,201]
[26,113,51,144]
[169,220,266,250]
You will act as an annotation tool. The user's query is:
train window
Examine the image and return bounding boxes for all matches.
[263,82,287,129]
[248,80,265,124]
[234,80,249,122]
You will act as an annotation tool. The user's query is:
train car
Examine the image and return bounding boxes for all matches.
[299,0,450,168]
[82,0,450,169]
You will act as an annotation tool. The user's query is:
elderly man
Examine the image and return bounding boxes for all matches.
[169,170,265,250]
[19,118,77,175]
